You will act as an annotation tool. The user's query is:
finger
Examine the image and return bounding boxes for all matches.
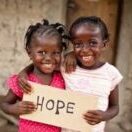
[16,101,36,115]
[21,101,36,108]
[71,63,76,72]
[65,61,69,73]
[19,83,30,94]
[84,116,101,125]
[84,115,100,123]
[22,105,37,113]
[86,111,102,120]
[84,110,101,117]
[21,78,32,88]
[68,59,75,72]
[67,61,74,73]
[83,112,101,123]
[19,83,27,92]
[64,55,74,73]
[86,120,98,125]
[21,78,31,88]
[22,101,35,105]
[84,113,101,121]
[65,59,68,73]
[84,111,96,117]
[73,60,77,71]
[25,106,37,112]
[67,65,73,73]
[19,80,32,93]
[22,107,35,114]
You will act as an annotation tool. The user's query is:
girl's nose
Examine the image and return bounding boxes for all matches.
[44,54,52,61]
[83,42,91,49]
[82,45,91,52]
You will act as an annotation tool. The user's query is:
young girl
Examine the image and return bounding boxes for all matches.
[18,16,123,132]
[0,19,69,132]
[61,16,123,132]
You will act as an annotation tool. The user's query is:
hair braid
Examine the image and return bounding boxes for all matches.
[24,19,69,51]
[52,23,69,50]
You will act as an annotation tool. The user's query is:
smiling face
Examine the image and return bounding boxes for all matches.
[28,35,62,74]
[71,24,106,69]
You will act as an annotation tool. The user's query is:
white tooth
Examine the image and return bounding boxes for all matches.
[43,64,53,67]
[82,56,93,61]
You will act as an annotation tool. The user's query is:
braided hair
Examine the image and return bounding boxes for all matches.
[69,16,109,41]
[24,19,69,51]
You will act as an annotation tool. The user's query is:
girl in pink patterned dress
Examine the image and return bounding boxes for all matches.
[1,19,69,132]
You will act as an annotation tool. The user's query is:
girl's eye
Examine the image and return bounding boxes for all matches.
[38,51,46,55]
[89,41,98,47]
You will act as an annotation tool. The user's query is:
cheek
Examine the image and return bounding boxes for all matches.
[94,48,102,56]
[31,55,42,62]
[55,55,61,64]
[75,49,83,59]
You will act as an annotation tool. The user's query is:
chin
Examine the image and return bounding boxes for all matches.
[80,61,95,68]
[45,70,55,74]
[40,69,55,74]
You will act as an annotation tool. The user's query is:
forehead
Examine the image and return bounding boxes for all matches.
[33,35,60,45]
[72,24,101,39]
[31,35,61,49]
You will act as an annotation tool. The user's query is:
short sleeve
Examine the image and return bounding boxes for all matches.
[110,67,123,91]
[6,75,23,98]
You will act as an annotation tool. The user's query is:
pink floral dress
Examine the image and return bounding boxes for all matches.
[7,71,65,132]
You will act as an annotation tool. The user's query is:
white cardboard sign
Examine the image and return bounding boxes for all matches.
[21,81,98,132]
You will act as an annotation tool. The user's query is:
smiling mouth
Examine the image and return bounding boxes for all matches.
[42,63,55,68]
[82,56,93,62]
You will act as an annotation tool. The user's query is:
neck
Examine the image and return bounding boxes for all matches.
[33,67,53,85]
[78,61,105,70]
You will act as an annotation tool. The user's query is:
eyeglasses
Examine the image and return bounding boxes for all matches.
[72,41,104,49]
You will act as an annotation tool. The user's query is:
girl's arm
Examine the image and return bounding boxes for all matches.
[18,64,34,93]
[84,86,119,125]
[103,86,119,120]
[19,63,34,78]
[0,90,36,116]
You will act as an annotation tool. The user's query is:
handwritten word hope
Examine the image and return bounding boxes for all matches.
[36,96,75,115]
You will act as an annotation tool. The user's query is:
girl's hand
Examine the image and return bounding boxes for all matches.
[18,64,34,93]
[11,101,36,115]
[18,77,32,94]
[64,51,76,73]
[83,110,107,125]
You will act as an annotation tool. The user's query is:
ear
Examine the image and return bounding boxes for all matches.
[26,47,32,59]
[103,39,109,48]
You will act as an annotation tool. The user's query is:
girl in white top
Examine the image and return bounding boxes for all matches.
[61,16,123,132]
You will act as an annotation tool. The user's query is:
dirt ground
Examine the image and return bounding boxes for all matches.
[0,123,18,132]
[0,96,18,132]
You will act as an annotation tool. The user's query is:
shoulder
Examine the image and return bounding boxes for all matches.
[51,71,65,89]
[54,71,64,79]
[105,63,123,77]
[53,71,65,83]
[6,74,23,98]
[7,75,19,87]
[105,62,123,89]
